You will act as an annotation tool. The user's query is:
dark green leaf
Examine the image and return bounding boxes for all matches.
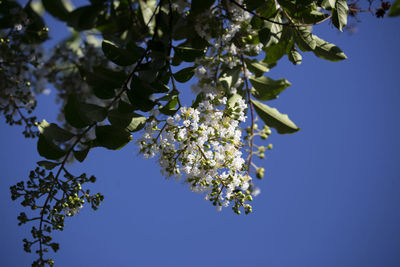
[108,110,147,132]
[243,0,265,10]
[102,40,142,66]
[389,0,400,16]
[81,103,107,122]
[67,5,103,30]
[93,87,115,99]
[64,95,107,128]
[190,0,215,15]
[250,76,291,101]
[159,95,179,116]
[38,120,74,142]
[255,0,277,17]
[127,90,156,112]
[118,101,135,113]
[42,0,70,21]
[174,46,205,62]
[85,66,126,99]
[73,148,90,162]
[173,67,196,83]
[37,136,66,160]
[64,95,91,128]
[251,99,300,134]
[37,161,61,170]
[95,125,132,150]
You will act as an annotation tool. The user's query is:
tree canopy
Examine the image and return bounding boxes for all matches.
[1,0,399,265]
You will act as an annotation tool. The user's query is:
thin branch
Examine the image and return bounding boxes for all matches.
[229,0,332,27]
[240,55,254,175]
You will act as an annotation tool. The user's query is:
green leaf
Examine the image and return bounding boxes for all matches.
[251,99,300,134]
[190,0,215,15]
[118,101,135,113]
[191,92,205,108]
[295,27,316,51]
[219,66,241,91]
[259,14,283,47]
[253,0,277,16]
[95,125,132,150]
[389,0,400,16]
[288,46,302,65]
[250,76,291,101]
[173,67,195,83]
[332,0,348,31]
[67,5,102,30]
[37,136,66,160]
[313,36,347,61]
[320,0,336,10]
[64,95,91,128]
[245,59,270,77]
[108,110,147,132]
[243,0,265,10]
[64,95,107,128]
[294,10,330,24]
[102,40,142,66]
[85,66,126,99]
[37,161,61,170]
[81,103,107,122]
[159,95,179,116]
[174,46,205,62]
[263,39,290,66]
[38,120,74,142]
[42,0,70,21]
[73,148,90,162]
[227,94,243,110]
[139,0,157,34]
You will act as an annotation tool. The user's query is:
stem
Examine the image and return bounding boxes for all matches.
[229,0,332,27]
[240,55,254,175]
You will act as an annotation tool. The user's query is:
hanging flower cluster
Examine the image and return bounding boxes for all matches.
[138,93,254,214]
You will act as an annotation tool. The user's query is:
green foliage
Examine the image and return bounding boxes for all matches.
[250,76,291,101]
[332,0,349,31]
[251,99,300,134]
[389,0,400,16]
[2,0,396,265]
[95,125,132,150]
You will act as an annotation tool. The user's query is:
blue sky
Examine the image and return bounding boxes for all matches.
[1,3,400,267]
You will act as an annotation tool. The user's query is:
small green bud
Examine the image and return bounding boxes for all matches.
[267,144,273,150]
[256,167,265,179]
[258,153,265,159]
[260,134,268,140]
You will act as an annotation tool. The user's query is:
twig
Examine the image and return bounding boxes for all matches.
[240,55,254,175]
[229,0,332,27]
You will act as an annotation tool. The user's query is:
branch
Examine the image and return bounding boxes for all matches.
[240,55,255,176]
[228,0,332,27]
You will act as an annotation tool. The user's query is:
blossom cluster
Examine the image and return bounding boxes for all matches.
[190,0,261,97]
[138,93,254,213]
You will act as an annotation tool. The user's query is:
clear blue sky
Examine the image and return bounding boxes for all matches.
[1,3,400,267]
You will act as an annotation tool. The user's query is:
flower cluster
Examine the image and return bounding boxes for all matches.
[138,93,254,214]
[190,0,261,97]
